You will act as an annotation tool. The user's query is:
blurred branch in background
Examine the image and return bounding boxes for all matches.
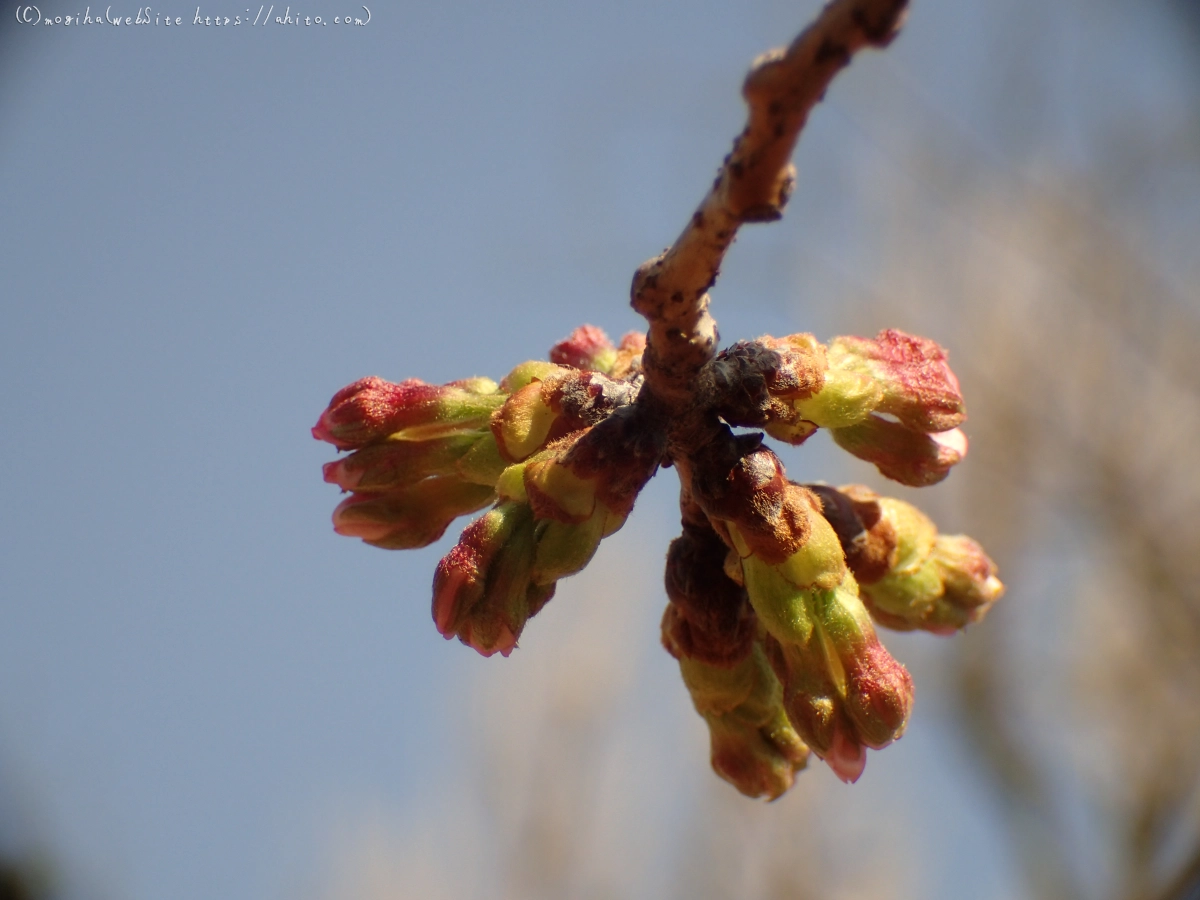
[857,0,1200,896]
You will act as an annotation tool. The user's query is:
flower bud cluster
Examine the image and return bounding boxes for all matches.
[315,321,1002,799]
[705,329,969,486]
[315,326,664,657]
[679,438,915,784]
[313,376,507,549]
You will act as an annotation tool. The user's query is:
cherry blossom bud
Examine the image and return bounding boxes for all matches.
[491,369,641,462]
[810,576,913,750]
[432,501,549,657]
[331,477,495,549]
[831,416,967,486]
[322,433,483,492]
[672,639,810,800]
[433,410,664,657]
[761,574,914,783]
[848,494,1003,634]
[549,324,619,372]
[313,376,505,450]
[547,326,647,379]
[827,330,965,433]
[766,633,866,783]
[697,445,914,781]
[925,535,1004,631]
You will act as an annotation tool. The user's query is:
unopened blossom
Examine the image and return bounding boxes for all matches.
[331,478,496,550]
[825,330,965,432]
[312,376,504,451]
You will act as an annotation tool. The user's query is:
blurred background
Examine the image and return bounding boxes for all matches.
[1,0,1198,898]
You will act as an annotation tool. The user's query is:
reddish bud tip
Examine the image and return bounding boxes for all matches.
[549,324,618,372]
[829,330,965,433]
[314,376,503,450]
[431,502,552,657]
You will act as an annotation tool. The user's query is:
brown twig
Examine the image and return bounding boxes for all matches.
[630,0,910,405]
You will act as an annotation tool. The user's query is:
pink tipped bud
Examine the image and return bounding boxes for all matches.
[828,330,965,433]
[331,478,495,549]
[759,573,913,781]
[835,633,914,750]
[831,415,966,486]
[432,502,547,657]
[313,376,505,451]
[549,324,619,372]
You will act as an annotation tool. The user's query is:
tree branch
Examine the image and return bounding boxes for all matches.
[630,0,910,404]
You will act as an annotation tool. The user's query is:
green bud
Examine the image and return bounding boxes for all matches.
[493,381,560,462]
[793,368,882,429]
[853,497,1004,634]
[927,535,1004,630]
[500,360,570,393]
[680,643,810,800]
